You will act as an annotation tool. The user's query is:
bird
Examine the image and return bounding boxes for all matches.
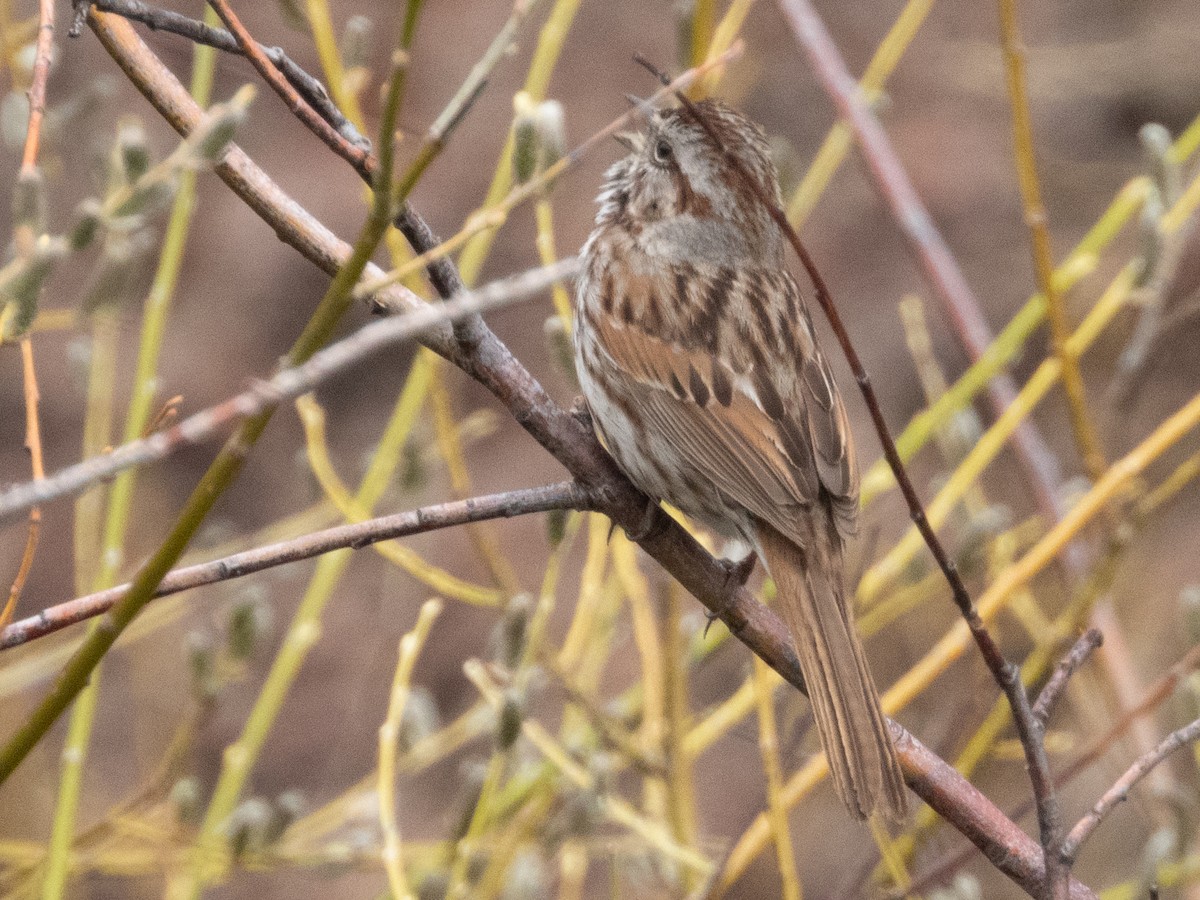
[572,98,907,821]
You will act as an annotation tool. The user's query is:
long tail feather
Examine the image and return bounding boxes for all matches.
[753,519,907,821]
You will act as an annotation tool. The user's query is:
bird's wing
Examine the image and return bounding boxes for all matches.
[592,269,858,544]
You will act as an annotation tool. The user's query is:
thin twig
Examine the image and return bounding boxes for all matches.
[651,58,1062,900]
[1061,717,1200,864]
[205,0,371,174]
[3,341,44,628]
[3,0,54,629]
[772,0,1069,536]
[1033,629,1104,727]
[0,258,578,525]
[908,640,1200,894]
[997,0,1107,487]
[379,599,443,900]
[85,0,370,150]
[20,0,54,172]
[0,482,591,651]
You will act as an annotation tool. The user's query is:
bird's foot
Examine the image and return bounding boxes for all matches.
[703,553,758,637]
[569,396,593,430]
[616,496,666,544]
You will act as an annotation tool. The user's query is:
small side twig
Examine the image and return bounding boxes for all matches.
[1060,716,1200,865]
[1033,629,1104,727]
[379,599,443,900]
[205,0,370,173]
[85,0,370,150]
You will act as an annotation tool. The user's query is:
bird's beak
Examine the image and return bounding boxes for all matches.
[624,93,656,123]
[614,131,639,152]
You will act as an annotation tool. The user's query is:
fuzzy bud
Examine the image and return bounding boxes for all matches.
[186,630,219,702]
[13,168,46,235]
[116,118,151,185]
[512,92,540,186]
[494,593,532,670]
[227,587,273,661]
[342,16,374,71]
[496,688,524,751]
[190,85,255,165]
[227,797,272,859]
[545,506,568,549]
[170,777,203,826]
[70,199,103,251]
[535,100,565,171]
[398,686,440,752]
[1140,122,1180,204]
[500,851,548,900]
[81,228,155,314]
[1,234,67,339]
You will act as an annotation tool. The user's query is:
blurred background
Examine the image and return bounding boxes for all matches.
[1,0,1199,897]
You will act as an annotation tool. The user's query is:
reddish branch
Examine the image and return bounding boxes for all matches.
[0,481,594,650]
[16,9,1099,897]
[3,0,55,629]
[772,0,1069,534]
[204,0,371,174]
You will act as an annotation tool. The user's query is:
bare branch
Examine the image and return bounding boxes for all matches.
[1061,716,1200,864]
[773,2,1071,890]
[1034,629,1104,726]
[85,0,370,150]
[771,0,1069,541]
[0,259,577,525]
[656,53,1064,899]
[0,482,593,651]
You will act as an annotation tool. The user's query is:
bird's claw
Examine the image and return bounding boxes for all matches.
[703,554,758,638]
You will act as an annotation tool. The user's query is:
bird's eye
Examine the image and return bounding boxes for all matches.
[653,139,673,164]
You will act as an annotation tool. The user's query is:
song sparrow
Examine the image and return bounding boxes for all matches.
[573,99,906,820]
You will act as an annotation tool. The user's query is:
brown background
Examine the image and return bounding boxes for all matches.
[2,0,1199,897]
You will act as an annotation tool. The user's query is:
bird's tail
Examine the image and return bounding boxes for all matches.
[753,519,907,821]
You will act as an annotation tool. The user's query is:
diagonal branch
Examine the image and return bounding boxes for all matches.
[652,56,1063,899]
[772,0,1070,547]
